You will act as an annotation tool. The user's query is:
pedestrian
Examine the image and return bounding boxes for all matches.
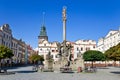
[40,65,44,72]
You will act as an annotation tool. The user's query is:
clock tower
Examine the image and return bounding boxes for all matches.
[38,12,48,43]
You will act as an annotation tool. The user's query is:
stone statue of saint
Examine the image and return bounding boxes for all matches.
[62,7,66,20]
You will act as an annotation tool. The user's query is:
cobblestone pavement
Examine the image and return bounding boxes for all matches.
[0,66,120,80]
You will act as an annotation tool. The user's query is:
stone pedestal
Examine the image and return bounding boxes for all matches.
[44,60,53,71]
[61,57,68,67]
[76,59,84,70]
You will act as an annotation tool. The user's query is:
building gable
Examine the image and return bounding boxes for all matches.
[105,30,118,38]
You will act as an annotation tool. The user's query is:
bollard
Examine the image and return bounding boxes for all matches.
[77,67,82,73]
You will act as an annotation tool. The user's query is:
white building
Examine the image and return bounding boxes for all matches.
[74,40,97,59]
[38,40,59,61]
[97,29,120,53]
[0,24,12,49]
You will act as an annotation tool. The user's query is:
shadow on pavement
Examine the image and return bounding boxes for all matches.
[7,64,33,69]
[0,72,15,75]
[97,67,109,69]
[15,70,37,73]
[110,71,120,74]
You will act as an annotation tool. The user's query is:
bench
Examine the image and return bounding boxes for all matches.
[60,67,73,73]
[0,68,15,75]
[32,66,38,72]
[84,67,97,73]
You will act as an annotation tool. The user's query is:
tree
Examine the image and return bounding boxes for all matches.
[29,54,44,64]
[104,43,120,61]
[0,45,14,68]
[83,50,105,67]
[104,43,120,66]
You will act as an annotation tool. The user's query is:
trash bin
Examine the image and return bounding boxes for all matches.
[77,67,82,73]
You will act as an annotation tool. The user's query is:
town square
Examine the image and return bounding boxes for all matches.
[0,66,120,80]
[0,0,120,80]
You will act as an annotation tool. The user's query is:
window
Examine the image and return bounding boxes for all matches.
[56,55,59,58]
[87,48,89,50]
[6,35,8,39]
[47,48,49,51]
[12,42,13,47]
[9,43,10,48]
[81,47,83,51]
[6,42,8,46]
[110,33,112,36]
[93,46,96,48]
[86,47,90,51]
[83,40,86,42]
[52,50,54,52]
[3,33,5,38]
[4,41,5,45]
[51,55,53,58]
[16,44,17,48]
[9,36,11,40]
[44,44,46,46]
[77,47,79,51]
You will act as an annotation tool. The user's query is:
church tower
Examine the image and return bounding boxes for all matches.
[38,12,48,43]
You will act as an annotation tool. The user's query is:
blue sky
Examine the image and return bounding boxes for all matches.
[0,0,120,48]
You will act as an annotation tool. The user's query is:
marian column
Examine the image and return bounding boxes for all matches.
[61,7,68,67]
[62,7,67,41]
[62,7,67,58]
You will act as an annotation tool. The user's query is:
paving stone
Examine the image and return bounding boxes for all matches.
[0,66,120,80]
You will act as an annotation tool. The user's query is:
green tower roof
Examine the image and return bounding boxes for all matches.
[39,25,47,36]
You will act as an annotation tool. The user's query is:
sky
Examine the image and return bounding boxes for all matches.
[0,0,120,49]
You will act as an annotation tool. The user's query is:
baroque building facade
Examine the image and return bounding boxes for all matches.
[97,29,120,53]
[0,24,12,49]
[73,40,97,59]
[0,24,34,64]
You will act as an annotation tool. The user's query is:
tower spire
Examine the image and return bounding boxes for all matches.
[42,12,45,26]
[38,12,48,42]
